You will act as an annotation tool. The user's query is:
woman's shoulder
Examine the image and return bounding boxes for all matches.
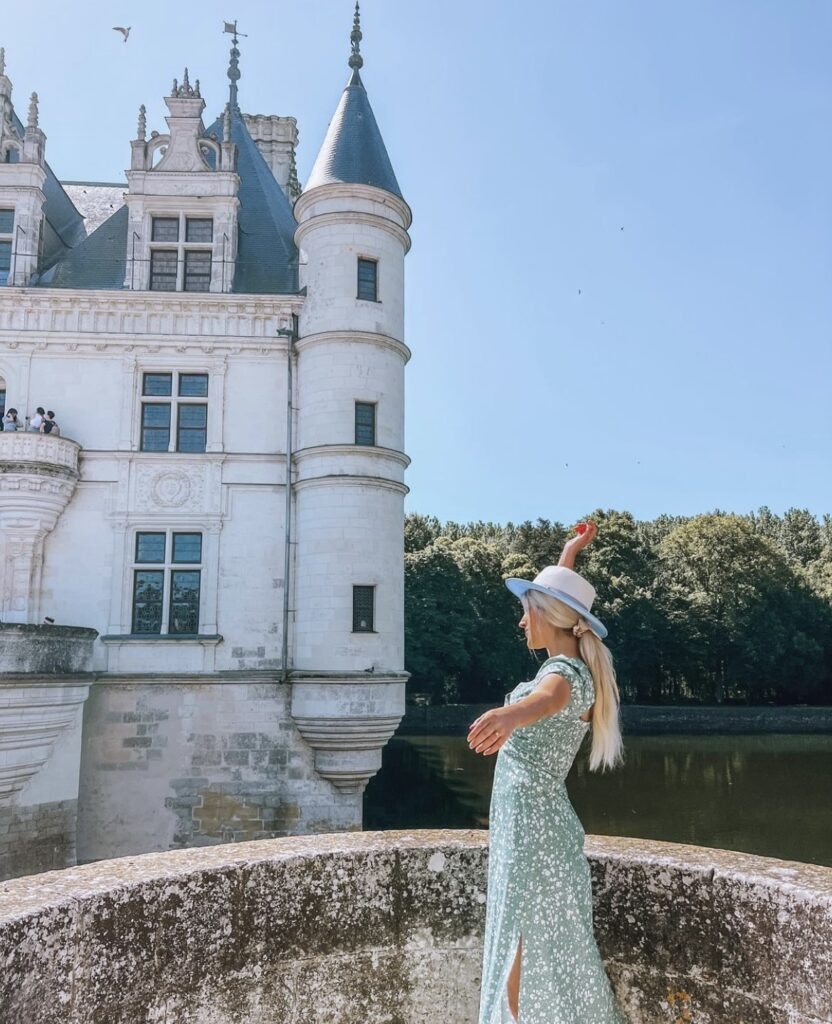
[536,654,587,679]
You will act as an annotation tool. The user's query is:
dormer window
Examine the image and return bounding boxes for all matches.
[148,215,214,292]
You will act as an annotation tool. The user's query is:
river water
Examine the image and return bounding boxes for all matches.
[364,733,832,867]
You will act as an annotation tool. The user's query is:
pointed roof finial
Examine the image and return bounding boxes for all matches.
[349,2,363,74]
[27,92,39,130]
[137,104,147,141]
[223,19,247,113]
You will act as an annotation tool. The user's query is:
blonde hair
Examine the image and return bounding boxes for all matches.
[522,589,624,772]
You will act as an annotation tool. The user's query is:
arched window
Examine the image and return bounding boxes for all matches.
[0,377,6,418]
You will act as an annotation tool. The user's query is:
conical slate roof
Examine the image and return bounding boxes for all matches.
[304,67,402,199]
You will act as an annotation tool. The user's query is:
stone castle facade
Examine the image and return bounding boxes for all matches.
[0,10,412,878]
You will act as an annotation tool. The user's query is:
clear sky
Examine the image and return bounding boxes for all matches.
[4,1,831,525]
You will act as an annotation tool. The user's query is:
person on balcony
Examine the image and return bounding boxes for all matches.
[3,408,19,431]
[470,522,629,1023]
[29,407,45,432]
[40,411,60,436]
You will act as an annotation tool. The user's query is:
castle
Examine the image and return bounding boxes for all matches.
[0,8,411,879]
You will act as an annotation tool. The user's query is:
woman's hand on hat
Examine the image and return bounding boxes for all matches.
[468,707,516,756]
[558,520,598,569]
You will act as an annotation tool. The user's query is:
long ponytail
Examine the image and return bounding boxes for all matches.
[523,590,624,772]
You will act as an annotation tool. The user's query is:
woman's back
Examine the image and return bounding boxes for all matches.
[501,654,594,786]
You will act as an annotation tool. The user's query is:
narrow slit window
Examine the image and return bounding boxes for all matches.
[353,585,375,633]
[355,402,377,446]
[357,257,378,302]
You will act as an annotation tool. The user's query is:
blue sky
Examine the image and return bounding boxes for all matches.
[5,1,831,525]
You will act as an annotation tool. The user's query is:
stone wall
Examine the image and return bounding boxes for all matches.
[77,678,361,862]
[0,799,77,879]
[0,830,829,1023]
[0,624,95,881]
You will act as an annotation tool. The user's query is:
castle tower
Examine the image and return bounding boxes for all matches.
[0,51,48,287]
[290,6,412,793]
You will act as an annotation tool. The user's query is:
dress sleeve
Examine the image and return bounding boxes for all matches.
[535,657,586,722]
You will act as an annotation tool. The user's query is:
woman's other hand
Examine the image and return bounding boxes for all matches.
[558,520,597,569]
[468,707,517,756]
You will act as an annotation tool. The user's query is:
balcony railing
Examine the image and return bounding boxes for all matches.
[0,431,80,474]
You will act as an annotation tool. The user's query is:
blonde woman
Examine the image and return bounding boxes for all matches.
[471,523,628,1023]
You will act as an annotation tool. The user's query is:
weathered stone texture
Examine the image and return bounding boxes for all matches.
[0,831,830,1023]
[0,623,97,675]
[0,799,77,880]
[77,681,360,862]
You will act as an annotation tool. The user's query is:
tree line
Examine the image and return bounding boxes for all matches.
[404,508,832,706]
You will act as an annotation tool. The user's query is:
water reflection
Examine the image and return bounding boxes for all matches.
[364,733,832,867]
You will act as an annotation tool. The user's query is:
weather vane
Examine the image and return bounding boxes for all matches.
[223,20,248,111]
[223,20,247,44]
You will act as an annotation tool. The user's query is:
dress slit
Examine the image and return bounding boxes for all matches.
[487,927,524,1024]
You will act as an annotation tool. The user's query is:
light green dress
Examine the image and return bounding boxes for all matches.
[478,654,628,1024]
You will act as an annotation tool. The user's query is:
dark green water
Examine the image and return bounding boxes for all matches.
[364,733,832,867]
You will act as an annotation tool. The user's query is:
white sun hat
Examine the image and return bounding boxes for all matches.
[505,565,608,639]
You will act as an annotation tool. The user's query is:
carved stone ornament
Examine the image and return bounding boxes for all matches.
[135,467,205,512]
[152,471,190,507]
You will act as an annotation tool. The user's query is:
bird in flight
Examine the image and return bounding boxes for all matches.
[113,26,131,42]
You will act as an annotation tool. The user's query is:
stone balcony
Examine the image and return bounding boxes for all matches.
[0,830,829,1023]
[0,432,80,624]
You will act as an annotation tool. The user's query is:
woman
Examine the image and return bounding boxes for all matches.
[470,523,628,1023]
[3,408,19,431]
[40,411,60,436]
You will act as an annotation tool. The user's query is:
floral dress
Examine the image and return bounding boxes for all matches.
[477,654,628,1024]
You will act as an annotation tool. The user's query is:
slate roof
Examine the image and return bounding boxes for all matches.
[304,69,402,199]
[35,204,127,289]
[11,110,86,269]
[36,110,299,294]
[206,108,299,294]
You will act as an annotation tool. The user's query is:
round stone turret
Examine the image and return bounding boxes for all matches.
[0,433,80,623]
[289,14,412,794]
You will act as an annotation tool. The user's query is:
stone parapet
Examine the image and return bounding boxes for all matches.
[0,831,829,1023]
[0,623,97,675]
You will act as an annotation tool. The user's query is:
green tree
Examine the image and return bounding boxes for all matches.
[404,513,442,553]
[657,514,827,703]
